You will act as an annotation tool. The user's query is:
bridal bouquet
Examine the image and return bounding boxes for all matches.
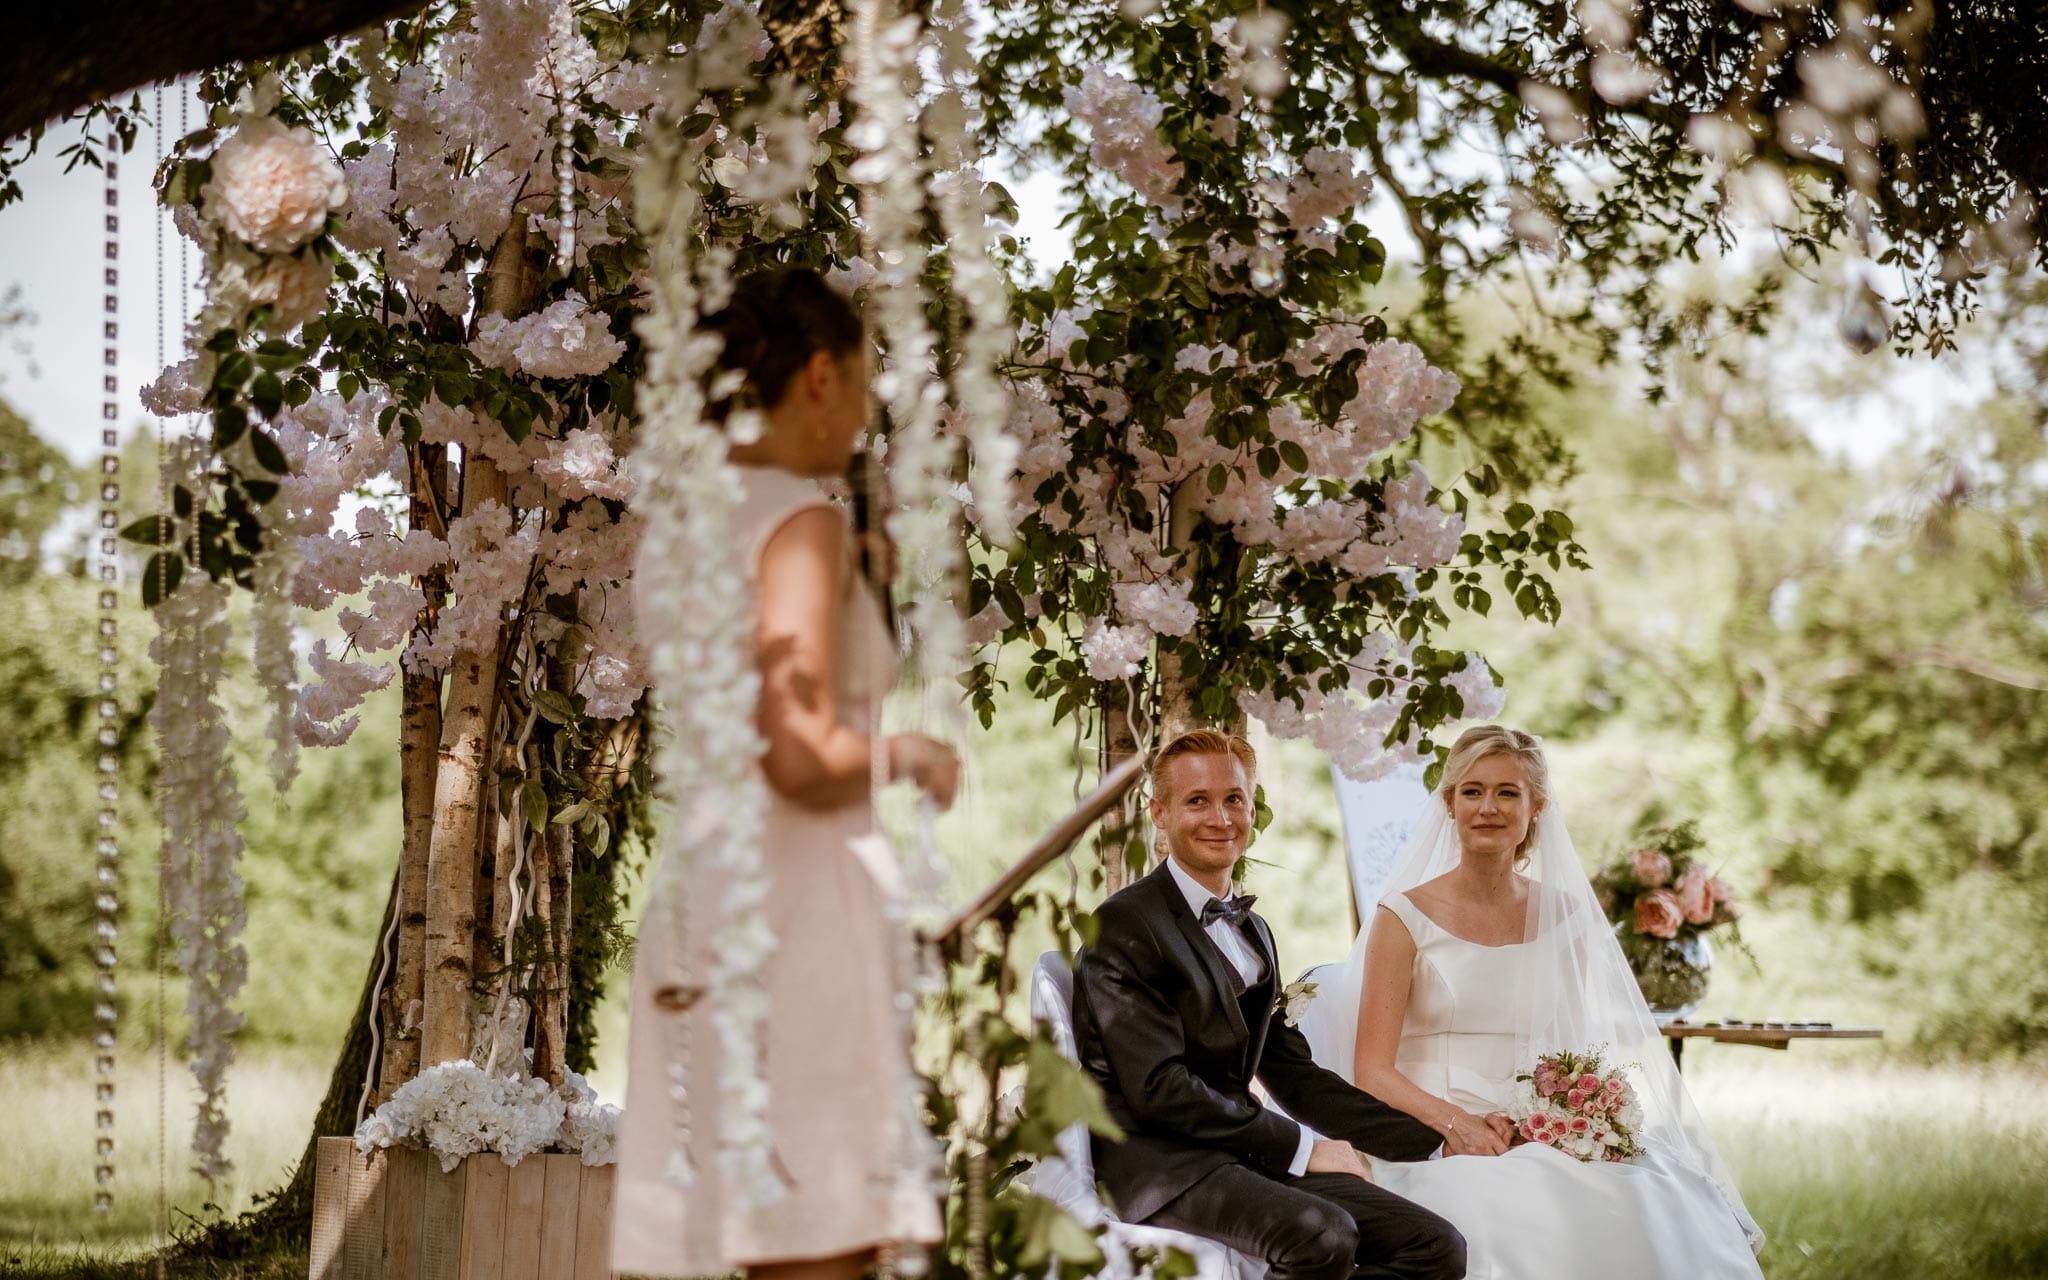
[1507,1049,1644,1163]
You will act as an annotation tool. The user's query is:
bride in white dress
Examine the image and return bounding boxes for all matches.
[1297,727,1766,1279]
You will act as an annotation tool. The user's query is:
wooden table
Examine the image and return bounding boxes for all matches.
[1662,1020,1884,1069]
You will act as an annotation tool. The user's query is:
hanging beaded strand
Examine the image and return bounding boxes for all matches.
[91,116,125,1216]
[153,83,177,1264]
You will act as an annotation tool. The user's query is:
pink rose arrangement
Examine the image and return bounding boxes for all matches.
[1593,822,1754,1014]
[1592,822,1741,944]
[1507,1049,1643,1163]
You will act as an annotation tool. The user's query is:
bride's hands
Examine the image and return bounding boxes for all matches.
[887,734,961,810]
[1440,1108,1514,1157]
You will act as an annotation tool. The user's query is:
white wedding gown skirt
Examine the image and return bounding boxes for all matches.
[1331,894,1765,1280]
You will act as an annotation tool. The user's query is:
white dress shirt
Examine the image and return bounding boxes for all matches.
[1164,857,1318,1176]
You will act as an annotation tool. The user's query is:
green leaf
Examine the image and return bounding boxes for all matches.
[213,405,249,450]
[141,552,183,608]
[214,350,254,390]
[249,429,290,475]
[1277,439,1309,473]
[249,371,284,419]
[532,689,578,724]
[1207,463,1229,495]
[1010,1036,1122,1159]
[119,516,174,545]
[1010,1193,1106,1273]
[521,778,549,831]
[1505,501,1535,531]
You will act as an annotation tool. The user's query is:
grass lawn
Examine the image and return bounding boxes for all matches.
[0,1042,325,1275]
[1691,1048,2048,1280]
[3,1040,2045,1278]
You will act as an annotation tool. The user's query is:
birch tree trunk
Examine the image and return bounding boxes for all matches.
[418,223,541,1067]
[375,442,446,1102]
[1099,483,1221,891]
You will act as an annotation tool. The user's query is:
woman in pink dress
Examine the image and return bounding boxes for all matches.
[613,269,956,1280]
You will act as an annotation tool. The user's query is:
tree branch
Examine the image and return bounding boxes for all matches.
[1885,647,2048,693]
[0,0,430,144]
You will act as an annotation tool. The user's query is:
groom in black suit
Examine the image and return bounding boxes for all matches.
[1073,730,1464,1280]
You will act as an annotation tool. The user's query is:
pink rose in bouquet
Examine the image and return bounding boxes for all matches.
[1628,848,1673,887]
[1633,888,1684,939]
[1674,864,1715,924]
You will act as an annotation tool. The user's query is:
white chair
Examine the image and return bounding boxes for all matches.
[1027,952,1265,1280]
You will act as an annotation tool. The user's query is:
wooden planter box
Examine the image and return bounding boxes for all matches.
[308,1136,615,1280]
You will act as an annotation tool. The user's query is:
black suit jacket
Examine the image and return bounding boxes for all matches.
[1072,861,1441,1224]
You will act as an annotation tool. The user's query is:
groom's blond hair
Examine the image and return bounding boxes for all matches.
[1149,730,1257,802]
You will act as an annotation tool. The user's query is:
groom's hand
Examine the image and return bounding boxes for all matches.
[1305,1138,1375,1182]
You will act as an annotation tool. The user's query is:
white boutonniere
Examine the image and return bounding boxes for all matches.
[1281,979,1318,1027]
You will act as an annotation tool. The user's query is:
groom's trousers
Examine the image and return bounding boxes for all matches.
[1143,1164,1466,1280]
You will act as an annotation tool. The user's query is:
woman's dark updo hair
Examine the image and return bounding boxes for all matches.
[701,268,864,421]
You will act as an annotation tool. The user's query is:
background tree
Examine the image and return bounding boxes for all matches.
[1458,265,2048,1058]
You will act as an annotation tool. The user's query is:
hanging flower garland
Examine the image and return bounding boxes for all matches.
[251,545,299,790]
[625,3,816,1206]
[848,0,969,815]
[925,0,1018,548]
[150,445,248,1183]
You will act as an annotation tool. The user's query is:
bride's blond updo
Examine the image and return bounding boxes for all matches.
[1438,725,1552,864]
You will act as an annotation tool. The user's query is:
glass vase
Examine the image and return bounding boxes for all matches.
[1618,928,1713,1025]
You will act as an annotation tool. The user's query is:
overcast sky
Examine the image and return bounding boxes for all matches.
[0,82,208,465]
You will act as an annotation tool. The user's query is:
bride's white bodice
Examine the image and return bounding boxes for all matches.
[1382,892,1526,1115]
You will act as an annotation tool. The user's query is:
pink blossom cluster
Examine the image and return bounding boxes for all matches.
[1279,148,1374,228]
[1061,67,1185,214]
[1113,578,1199,638]
[471,293,628,380]
[1081,620,1154,681]
[252,376,648,744]
[534,426,635,502]
[298,638,397,747]
[1008,305,1477,769]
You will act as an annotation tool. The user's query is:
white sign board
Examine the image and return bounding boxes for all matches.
[1330,762,1431,921]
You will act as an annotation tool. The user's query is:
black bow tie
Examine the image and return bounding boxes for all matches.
[1200,894,1258,929]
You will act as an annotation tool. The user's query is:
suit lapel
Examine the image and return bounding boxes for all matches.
[1244,913,1281,1075]
[1152,865,1251,1047]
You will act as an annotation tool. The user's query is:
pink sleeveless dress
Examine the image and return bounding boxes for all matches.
[611,465,941,1275]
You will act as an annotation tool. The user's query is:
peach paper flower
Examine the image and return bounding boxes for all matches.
[1633,888,1684,938]
[204,116,349,254]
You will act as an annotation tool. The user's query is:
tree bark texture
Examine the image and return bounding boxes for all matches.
[418,223,542,1066]
[0,0,429,145]
[375,443,447,1103]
